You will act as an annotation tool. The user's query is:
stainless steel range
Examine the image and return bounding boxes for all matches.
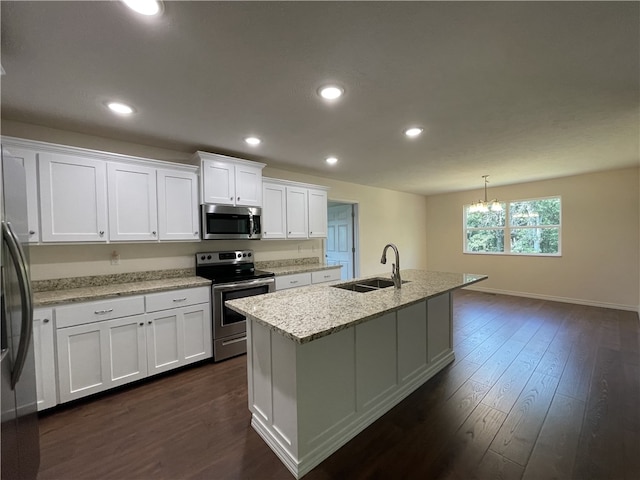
[195,250,275,361]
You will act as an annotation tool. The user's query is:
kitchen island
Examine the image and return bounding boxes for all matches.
[226,269,487,479]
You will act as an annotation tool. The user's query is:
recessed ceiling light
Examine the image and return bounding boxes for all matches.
[325,156,338,165]
[404,127,424,138]
[122,0,163,16]
[245,137,262,146]
[107,102,135,115]
[318,85,344,100]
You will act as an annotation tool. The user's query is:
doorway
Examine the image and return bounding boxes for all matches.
[326,202,359,280]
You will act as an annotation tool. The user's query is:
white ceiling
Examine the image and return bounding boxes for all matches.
[1,1,638,195]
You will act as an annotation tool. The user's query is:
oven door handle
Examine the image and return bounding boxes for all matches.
[212,277,275,292]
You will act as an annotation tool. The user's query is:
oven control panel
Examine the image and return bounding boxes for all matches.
[196,250,253,266]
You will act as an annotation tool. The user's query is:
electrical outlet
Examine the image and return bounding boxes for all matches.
[110,251,120,265]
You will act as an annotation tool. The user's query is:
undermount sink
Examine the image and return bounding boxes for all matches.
[332,277,409,293]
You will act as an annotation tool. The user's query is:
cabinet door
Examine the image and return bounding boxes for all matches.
[107,162,158,241]
[2,146,40,243]
[157,169,200,241]
[56,321,109,402]
[38,152,108,242]
[262,182,287,239]
[106,315,148,387]
[235,164,262,206]
[146,311,182,375]
[286,186,308,239]
[201,159,235,205]
[181,304,212,365]
[308,188,328,238]
[33,308,57,410]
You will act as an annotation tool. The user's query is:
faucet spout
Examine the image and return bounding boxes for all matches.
[381,243,401,289]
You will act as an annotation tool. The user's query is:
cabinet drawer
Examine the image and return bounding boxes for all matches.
[275,273,312,291]
[145,286,210,313]
[312,269,341,284]
[56,296,145,329]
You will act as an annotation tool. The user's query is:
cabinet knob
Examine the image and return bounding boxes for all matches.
[99,231,105,237]
[139,322,144,326]
[29,230,36,235]
[194,231,199,236]
[237,197,240,201]
[148,321,152,325]
[230,197,233,201]
[43,318,50,323]
[152,231,157,236]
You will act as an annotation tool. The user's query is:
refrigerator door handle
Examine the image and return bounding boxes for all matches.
[2,220,34,389]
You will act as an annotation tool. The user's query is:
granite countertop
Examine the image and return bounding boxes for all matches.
[263,264,342,276]
[226,269,487,344]
[255,256,340,276]
[32,269,211,307]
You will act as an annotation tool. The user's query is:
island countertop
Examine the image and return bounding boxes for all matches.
[226,269,487,344]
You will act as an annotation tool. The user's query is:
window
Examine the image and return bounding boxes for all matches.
[464,196,561,256]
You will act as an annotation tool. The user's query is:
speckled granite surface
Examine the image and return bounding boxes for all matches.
[255,257,341,276]
[32,269,211,306]
[226,269,487,344]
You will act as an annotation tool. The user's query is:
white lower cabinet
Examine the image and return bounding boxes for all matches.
[55,286,212,404]
[33,308,57,411]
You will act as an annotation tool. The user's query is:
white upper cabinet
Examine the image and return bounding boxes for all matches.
[308,188,328,238]
[286,186,309,239]
[262,182,287,239]
[0,144,40,243]
[39,152,108,243]
[262,177,329,240]
[107,162,158,242]
[157,169,199,241]
[2,136,200,244]
[195,151,265,207]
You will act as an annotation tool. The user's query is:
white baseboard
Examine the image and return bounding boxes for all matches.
[464,285,639,313]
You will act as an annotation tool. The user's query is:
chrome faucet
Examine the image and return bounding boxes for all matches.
[380,243,402,289]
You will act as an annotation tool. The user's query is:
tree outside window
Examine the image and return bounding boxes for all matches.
[464,196,561,256]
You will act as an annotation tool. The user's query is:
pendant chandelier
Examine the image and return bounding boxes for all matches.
[469,175,502,213]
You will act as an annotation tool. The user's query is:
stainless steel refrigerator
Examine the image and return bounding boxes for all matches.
[1,148,40,479]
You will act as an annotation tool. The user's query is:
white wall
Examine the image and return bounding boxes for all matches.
[2,120,428,280]
[426,167,640,311]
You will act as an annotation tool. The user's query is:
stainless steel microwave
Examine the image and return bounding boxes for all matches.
[201,204,262,240]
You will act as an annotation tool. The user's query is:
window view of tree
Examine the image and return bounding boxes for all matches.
[464,196,561,255]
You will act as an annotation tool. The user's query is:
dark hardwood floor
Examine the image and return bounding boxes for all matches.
[37,291,640,480]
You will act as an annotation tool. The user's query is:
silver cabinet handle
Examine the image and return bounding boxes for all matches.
[94,308,114,315]
[2,221,33,389]
[172,297,187,302]
[290,280,299,284]
[324,275,331,279]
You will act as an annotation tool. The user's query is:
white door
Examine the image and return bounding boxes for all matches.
[107,162,158,241]
[38,152,108,242]
[235,164,263,206]
[308,189,328,238]
[327,204,354,280]
[1,146,40,243]
[33,308,57,410]
[286,186,308,239]
[146,311,182,375]
[56,322,108,402]
[106,315,148,386]
[181,305,212,365]
[157,169,200,241]
[262,182,286,239]
[201,159,235,205]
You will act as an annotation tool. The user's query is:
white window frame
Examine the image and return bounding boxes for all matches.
[463,195,562,257]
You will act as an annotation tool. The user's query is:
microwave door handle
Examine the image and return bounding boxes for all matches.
[248,215,254,238]
[2,221,34,389]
